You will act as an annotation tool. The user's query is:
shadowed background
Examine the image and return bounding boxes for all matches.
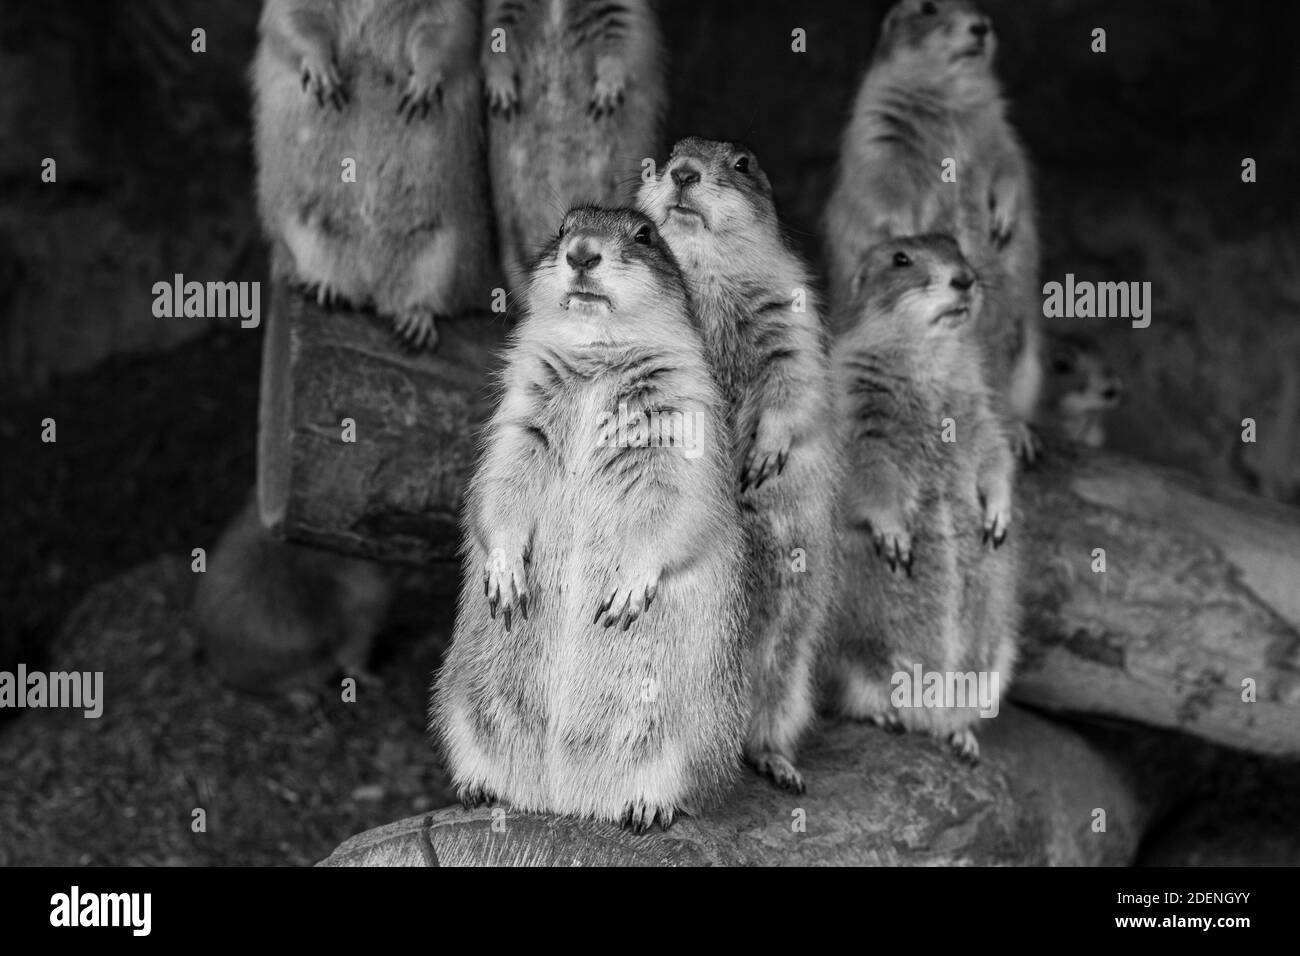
[0,0,1296,864]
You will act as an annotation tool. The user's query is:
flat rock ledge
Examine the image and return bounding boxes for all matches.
[318,706,1144,867]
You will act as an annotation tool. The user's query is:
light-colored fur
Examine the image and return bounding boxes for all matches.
[192,494,394,695]
[638,139,840,793]
[485,0,664,296]
[252,0,491,347]
[824,0,1041,453]
[825,234,1019,762]
[431,207,747,830]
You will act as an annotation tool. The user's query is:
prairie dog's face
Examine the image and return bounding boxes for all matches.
[525,206,687,335]
[637,138,779,257]
[1046,335,1124,415]
[851,234,978,333]
[876,0,995,71]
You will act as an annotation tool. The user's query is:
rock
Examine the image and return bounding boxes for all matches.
[319,706,1145,867]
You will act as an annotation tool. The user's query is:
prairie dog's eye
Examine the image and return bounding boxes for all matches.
[920,1,938,14]
[633,223,653,245]
[1052,355,1075,374]
[734,155,751,173]
[557,222,568,239]
[892,251,912,267]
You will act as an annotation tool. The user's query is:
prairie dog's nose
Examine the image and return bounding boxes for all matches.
[565,237,603,272]
[671,163,701,188]
[950,270,976,291]
[969,19,990,37]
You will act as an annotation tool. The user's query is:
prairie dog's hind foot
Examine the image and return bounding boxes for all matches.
[296,279,349,310]
[947,728,980,765]
[391,308,440,350]
[747,750,807,795]
[457,784,497,810]
[620,801,678,834]
[868,710,906,735]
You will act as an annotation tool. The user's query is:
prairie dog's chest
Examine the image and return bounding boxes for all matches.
[694,297,762,412]
[511,0,621,52]
[334,0,411,61]
[532,375,617,471]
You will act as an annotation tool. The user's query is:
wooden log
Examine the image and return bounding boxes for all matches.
[317,706,1147,867]
[257,283,508,565]
[1014,442,1300,756]
[260,288,1300,755]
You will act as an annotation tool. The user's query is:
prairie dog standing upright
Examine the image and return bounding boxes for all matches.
[826,235,1019,762]
[824,0,1041,457]
[484,0,664,295]
[638,138,839,793]
[192,494,394,695]
[431,206,748,831]
[253,0,491,348]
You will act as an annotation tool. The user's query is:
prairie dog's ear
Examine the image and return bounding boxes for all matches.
[877,3,905,48]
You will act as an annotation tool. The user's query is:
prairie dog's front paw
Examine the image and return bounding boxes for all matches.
[300,54,345,110]
[594,567,660,631]
[1009,420,1041,464]
[589,58,626,117]
[989,177,1019,248]
[867,512,912,574]
[485,61,518,116]
[741,413,795,491]
[399,68,443,122]
[484,547,528,630]
[980,484,1012,548]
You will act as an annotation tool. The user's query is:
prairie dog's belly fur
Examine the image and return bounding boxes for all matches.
[485,0,664,295]
[431,207,747,830]
[823,0,1041,452]
[825,234,1020,762]
[637,138,840,794]
[253,0,491,347]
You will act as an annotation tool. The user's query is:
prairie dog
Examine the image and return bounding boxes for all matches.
[253,0,491,348]
[824,0,1041,456]
[431,206,748,831]
[484,0,664,296]
[638,138,839,793]
[826,235,1019,762]
[1039,330,1123,448]
[192,495,394,695]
